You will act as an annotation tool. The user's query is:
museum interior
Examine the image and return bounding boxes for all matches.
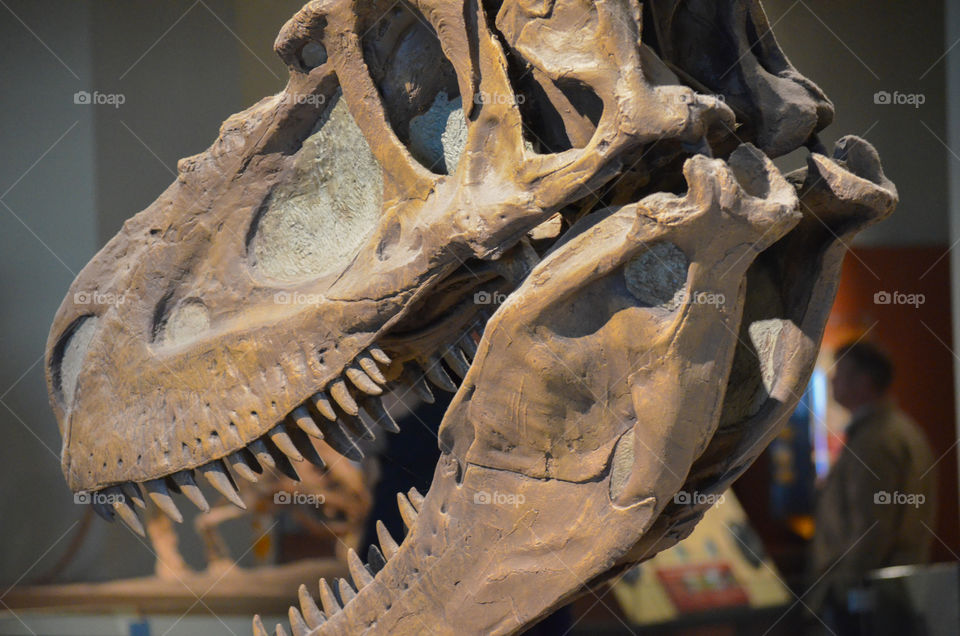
[1,1,959,635]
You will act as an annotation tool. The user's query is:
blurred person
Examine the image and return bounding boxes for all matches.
[809,340,937,635]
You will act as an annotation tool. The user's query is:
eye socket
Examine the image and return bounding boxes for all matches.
[50,315,99,409]
[299,41,327,69]
[623,242,689,310]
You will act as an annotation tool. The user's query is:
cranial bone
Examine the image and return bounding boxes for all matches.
[46,1,895,634]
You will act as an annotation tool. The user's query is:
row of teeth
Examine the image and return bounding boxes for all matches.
[254,488,424,636]
[86,332,480,538]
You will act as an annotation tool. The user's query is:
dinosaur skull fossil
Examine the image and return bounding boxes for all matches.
[46,0,895,633]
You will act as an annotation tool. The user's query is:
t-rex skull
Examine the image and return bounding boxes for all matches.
[45,0,895,634]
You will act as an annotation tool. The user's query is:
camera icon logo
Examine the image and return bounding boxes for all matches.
[474,291,492,305]
[74,492,92,504]
[74,291,92,304]
[874,491,891,504]
[74,91,92,105]
[274,291,291,305]
[874,91,892,105]
[473,490,492,504]
[873,291,891,305]
[274,491,292,504]
[673,491,692,505]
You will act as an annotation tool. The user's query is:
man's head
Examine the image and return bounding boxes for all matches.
[831,340,894,412]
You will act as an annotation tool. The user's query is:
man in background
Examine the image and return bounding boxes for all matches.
[810,340,937,634]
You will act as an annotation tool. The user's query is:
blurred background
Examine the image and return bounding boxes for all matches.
[0,0,958,634]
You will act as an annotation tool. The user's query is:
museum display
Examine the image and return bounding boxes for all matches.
[44,0,897,633]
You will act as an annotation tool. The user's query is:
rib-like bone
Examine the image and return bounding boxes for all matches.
[144,479,183,523]
[198,461,246,509]
[376,520,400,559]
[171,470,210,512]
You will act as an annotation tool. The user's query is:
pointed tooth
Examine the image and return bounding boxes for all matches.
[318,420,365,461]
[269,425,304,462]
[401,366,435,404]
[346,366,383,396]
[459,332,478,360]
[145,479,183,523]
[252,615,268,636]
[171,470,210,513]
[347,548,374,589]
[198,461,246,509]
[407,487,424,512]
[227,449,261,483]
[328,378,359,415]
[367,544,387,573]
[397,492,418,530]
[298,584,326,628]
[340,411,376,441]
[121,482,146,509]
[368,346,391,365]
[248,438,276,469]
[361,398,400,434]
[337,578,357,604]
[357,354,387,384]
[264,437,302,481]
[90,495,115,522]
[105,487,145,537]
[309,392,337,422]
[318,578,342,615]
[287,606,309,636]
[274,624,289,636]
[286,424,326,468]
[442,346,471,379]
[291,406,324,438]
[423,357,457,392]
[376,520,400,559]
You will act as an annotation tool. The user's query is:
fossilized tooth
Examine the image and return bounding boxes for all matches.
[359,397,400,434]
[287,606,309,636]
[247,438,276,469]
[327,378,359,415]
[309,392,338,422]
[367,544,387,574]
[291,405,325,438]
[407,487,424,512]
[345,366,383,396]
[105,486,145,536]
[274,623,290,636]
[317,418,365,462]
[375,520,399,560]
[399,365,435,404]
[286,424,326,468]
[318,578,341,615]
[458,333,478,361]
[422,357,457,392]
[441,346,471,379]
[90,496,114,522]
[198,461,246,509]
[269,424,304,462]
[120,482,146,509]
[337,578,357,604]
[338,411,375,442]
[396,492,418,531]
[298,583,326,628]
[227,449,261,483]
[171,470,210,513]
[144,479,183,523]
[252,615,268,636]
[347,548,374,589]
[367,346,391,366]
[356,354,387,385]
[264,437,302,481]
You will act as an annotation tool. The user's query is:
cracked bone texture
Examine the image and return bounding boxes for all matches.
[45,0,896,634]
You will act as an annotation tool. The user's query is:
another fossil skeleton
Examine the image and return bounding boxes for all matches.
[46,0,896,633]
